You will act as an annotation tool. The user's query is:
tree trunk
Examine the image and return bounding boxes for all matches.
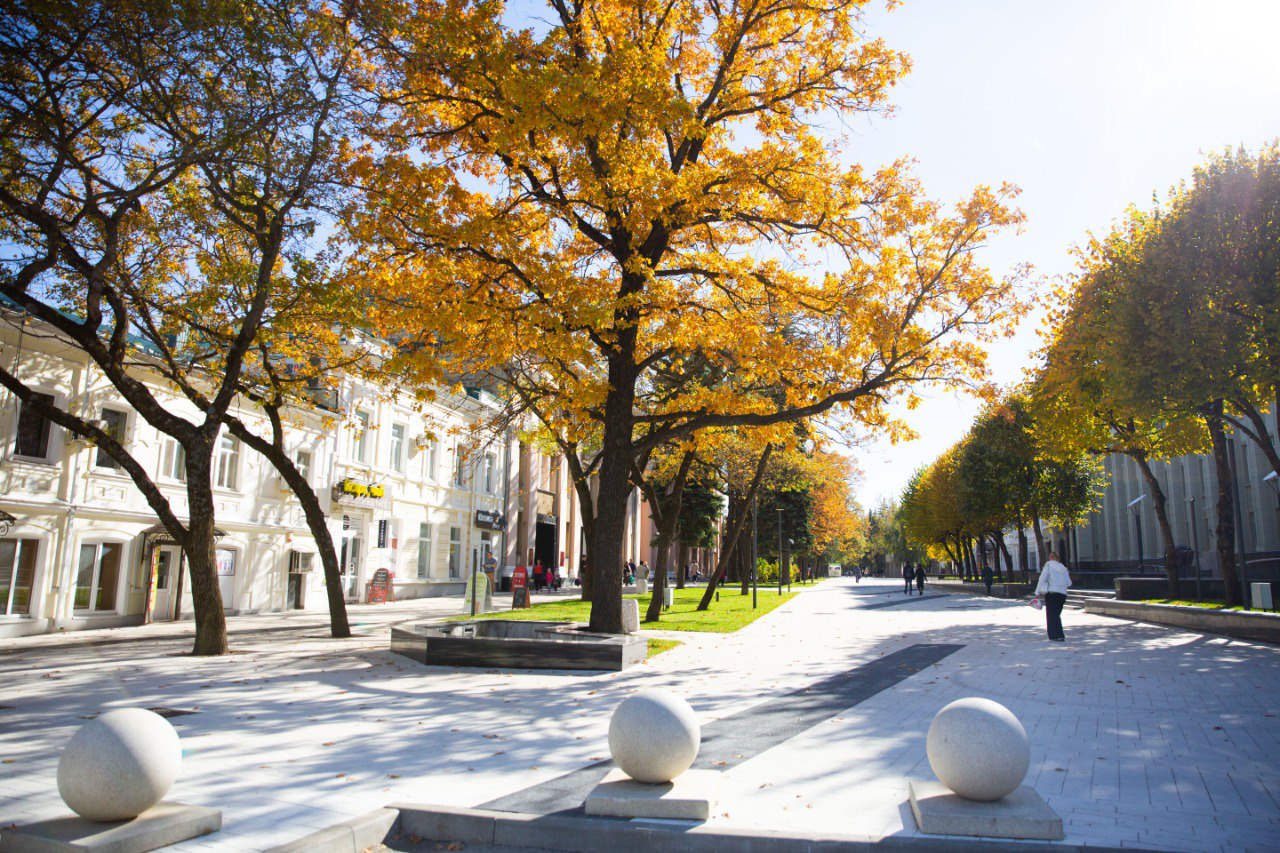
[1131,452,1180,599]
[995,532,1014,583]
[1017,526,1030,583]
[588,362,637,633]
[676,542,688,589]
[698,446,770,610]
[183,453,228,656]
[225,411,350,638]
[641,452,694,623]
[1207,407,1243,606]
[1031,510,1047,565]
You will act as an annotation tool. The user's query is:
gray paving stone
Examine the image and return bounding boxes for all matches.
[0,802,221,853]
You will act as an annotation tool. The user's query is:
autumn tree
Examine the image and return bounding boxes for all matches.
[1059,145,1280,604]
[0,0,363,652]
[353,0,1026,632]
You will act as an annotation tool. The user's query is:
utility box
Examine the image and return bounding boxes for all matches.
[1251,582,1274,611]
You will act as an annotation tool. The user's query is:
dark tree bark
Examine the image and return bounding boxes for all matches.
[1207,405,1243,606]
[1031,510,1048,564]
[1017,526,1030,583]
[640,451,694,624]
[698,445,772,610]
[1131,452,1180,599]
[224,402,350,638]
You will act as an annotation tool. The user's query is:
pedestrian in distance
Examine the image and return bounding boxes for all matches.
[981,563,994,596]
[914,563,926,596]
[1034,551,1073,642]
[854,566,862,583]
[903,562,914,594]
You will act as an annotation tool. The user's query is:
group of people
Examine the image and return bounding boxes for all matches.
[892,552,1073,642]
[530,561,560,592]
[622,560,652,586]
[901,562,927,595]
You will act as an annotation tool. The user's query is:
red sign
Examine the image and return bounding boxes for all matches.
[512,565,530,609]
[367,568,393,604]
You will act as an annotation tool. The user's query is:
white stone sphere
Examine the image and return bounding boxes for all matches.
[608,689,700,783]
[926,697,1029,801]
[58,708,182,821]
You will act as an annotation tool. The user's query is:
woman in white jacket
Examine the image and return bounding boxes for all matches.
[1034,552,1073,642]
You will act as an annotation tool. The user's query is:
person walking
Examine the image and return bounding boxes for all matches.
[914,563,926,596]
[981,563,994,596]
[1034,551,1073,642]
[903,563,914,594]
[854,566,862,583]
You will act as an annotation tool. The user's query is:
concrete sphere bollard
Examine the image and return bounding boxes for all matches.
[58,708,182,822]
[608,689,700,783]
[926,697,1029,802]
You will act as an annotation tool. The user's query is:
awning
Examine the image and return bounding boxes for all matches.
[140,523,228,544]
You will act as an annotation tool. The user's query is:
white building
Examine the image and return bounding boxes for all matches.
[0,313,511,639]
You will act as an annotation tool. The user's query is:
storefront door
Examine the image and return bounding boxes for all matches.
[339,534,362,601]
[150,546,179,621]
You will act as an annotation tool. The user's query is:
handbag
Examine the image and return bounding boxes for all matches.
[1029,596,1043,610]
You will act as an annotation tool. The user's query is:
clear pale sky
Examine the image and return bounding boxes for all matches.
[847,0,1280,509]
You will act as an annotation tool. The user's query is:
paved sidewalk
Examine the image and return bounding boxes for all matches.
[1,578,1278,851]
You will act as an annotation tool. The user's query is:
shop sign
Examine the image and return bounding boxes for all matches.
[474,509,504,530]
[512,565,530,609]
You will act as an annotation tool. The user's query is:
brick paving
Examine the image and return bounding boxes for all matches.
[1,579,1278,851]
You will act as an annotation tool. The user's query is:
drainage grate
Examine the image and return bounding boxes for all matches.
[0,705,13,710]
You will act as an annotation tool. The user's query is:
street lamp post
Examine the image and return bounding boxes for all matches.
[1187,495,1203,601]
[751,493,758,610]
[1265,470,1280,544]
[776,508,784,596]
[1127,494,1147,573]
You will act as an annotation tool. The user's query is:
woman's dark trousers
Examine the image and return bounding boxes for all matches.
[1045,592,1067,640]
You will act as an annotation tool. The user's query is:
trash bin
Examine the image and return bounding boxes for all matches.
[663,587,674,609]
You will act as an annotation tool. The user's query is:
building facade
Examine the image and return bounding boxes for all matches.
[0,313,713,638]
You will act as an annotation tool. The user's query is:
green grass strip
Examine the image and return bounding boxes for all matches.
[455,584,807,633]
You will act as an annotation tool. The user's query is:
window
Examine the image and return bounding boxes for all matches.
[424,441,438,480]
[160,438,186,482]
[448,527,461,578]
[483,453,496,494]
[214,435,240,490]
[75,542,122,612]
[453,447,465,487]
[0,538,37,616]
[416,523,433,578]
[14,392,54,459]
[294,449,312,484]
[95,409,127,469]
[352,411,370,464]
[390,424,406,473]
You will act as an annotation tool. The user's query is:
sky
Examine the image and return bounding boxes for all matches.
[845,0,1280,509]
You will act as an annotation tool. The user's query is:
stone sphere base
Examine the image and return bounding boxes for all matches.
[58,708,182,821]
[926,697,1029,801]
[608,689,700,783]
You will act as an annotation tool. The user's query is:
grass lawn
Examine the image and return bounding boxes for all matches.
[455,584,808,633]
[647,638,680,658]
[1142,598,1243,611]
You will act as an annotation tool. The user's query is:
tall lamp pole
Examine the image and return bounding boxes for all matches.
[776,507,784,596]
[751,493,759,609]
[1127,494,1147,573]
[1187,495,1203,601]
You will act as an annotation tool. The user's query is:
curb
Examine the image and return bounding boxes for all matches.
[265,806,398,853]
[308,803,1143,853]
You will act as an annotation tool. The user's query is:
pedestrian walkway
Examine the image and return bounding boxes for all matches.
[1,579,1277,851]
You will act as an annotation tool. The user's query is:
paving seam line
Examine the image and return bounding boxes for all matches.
[283,803,1145,853]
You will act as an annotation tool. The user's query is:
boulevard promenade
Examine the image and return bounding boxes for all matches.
[1,578,1277,851]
